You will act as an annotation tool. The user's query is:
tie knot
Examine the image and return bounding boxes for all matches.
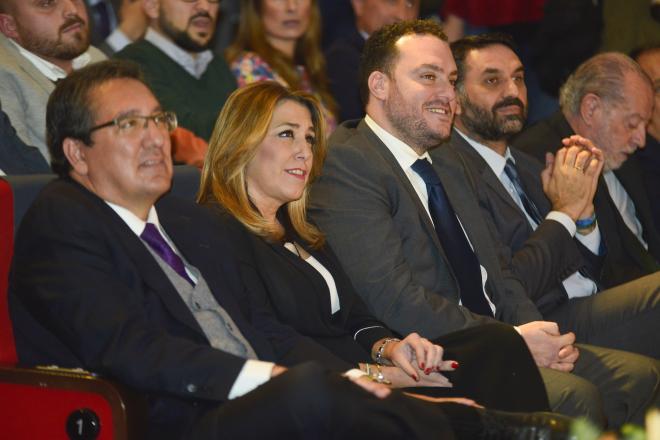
[503,159,519,179]
[411,158,441,185]
[141,222,160,240]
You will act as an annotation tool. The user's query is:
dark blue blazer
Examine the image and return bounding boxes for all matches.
[0,108,49,175]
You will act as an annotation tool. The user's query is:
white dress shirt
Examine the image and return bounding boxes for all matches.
[105,201,274,399]
[455,129,599,298]
[144,28,214,79]
[284,242,340,314]
[8,39,92,82]
[603,171,648,249]
[365,116,496,314]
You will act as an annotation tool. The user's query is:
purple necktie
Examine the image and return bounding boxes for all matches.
[141,223,195,286]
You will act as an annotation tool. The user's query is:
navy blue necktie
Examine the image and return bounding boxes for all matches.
[503,159,544,226]
[411,159,494,317]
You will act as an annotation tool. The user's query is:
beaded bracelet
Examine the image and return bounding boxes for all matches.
[375,338,400,365]
[575,213,597,229]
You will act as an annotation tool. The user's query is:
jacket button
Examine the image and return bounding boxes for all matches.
[186,384,197,393]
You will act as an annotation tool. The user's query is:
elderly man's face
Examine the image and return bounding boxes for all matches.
[587,73,653,171]
[0,0,90,61]
[352,0,419,35]
[155,0,219,52]
[636,49,660,141]
[71,78,173,215]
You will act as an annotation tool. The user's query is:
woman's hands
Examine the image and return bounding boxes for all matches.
[375,333,459,382]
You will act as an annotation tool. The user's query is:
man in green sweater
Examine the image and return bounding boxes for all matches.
[114,0,236,161]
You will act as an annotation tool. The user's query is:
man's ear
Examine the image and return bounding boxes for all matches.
[579,93,601,127]
[368,71,390,102]
[142,0,159,20]
[62,138,90,176]
[0,13,19,40]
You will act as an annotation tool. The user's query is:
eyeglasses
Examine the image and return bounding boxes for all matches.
[88,112,178,136]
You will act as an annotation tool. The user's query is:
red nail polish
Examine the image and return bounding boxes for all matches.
[425,368,431,375]
[420,362,425,370]
[413,374,419,382]
[451,361,459,369]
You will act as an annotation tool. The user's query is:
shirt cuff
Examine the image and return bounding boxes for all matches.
[227,360,274,400]
[343,368,368,380]
[575,223,602,255]
[513,326,522,335]
[546,211,576,236]
[105,29,132,52]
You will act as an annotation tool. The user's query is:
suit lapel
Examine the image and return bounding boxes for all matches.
[450,131,527,216]
[512,151,553,216]
[91,197,205,337]
[356,121,445,253]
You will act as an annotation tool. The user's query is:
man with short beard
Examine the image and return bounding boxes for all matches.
[310,21,659,428]
[0,0,106,161]
[437,33,660,361]
[114,0,236,144]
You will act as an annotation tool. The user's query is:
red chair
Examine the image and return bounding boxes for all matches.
[0,177,145,440]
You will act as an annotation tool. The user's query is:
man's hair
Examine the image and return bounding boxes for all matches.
[47,59,145,177]
[559,52,652,117]
[359,19,447,106]
[450,33,519,92]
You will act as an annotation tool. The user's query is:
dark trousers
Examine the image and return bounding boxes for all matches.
[424,322,550,412]
[187,361,459,439]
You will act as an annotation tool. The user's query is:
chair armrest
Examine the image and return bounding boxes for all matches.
[0,365,146,440]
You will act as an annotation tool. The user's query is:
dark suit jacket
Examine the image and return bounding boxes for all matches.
[441,131,603,314]
[325,25,366,122]
[8,178,330,437]
[513,110,660,286]
[0,107,49,175]
[206,206,393,366]
[636,134,660,233]
[309,120,542,340]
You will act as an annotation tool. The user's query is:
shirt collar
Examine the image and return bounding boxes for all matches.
[105,202,160,237]
[9,38,92,82]
[454,128,513,177]
[364,115,432,171]
[145,28,213,79]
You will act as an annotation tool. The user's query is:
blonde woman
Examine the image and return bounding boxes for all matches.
[198,81,554,413]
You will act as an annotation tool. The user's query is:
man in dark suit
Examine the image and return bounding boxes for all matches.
[326,0,420,122]
[438,33,660,359]
[309,20,659,427]
[8,59,477,439]
[512,52,660,284]
[632,45,660,232]
[0,104,49,175]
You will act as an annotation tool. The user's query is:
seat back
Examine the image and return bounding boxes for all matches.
[0,166,202,438]
[6,166,201,231]
[0,178,17,365]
